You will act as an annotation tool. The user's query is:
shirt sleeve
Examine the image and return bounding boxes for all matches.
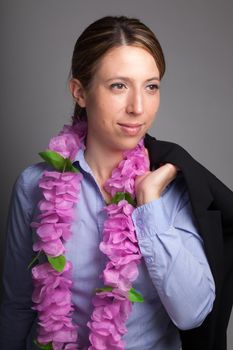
[132,176,216,331]
[0,164,44,349]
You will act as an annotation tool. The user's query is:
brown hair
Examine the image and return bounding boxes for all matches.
[71,16,166,122]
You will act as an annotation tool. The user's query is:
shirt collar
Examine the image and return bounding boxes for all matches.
[72,148,95,176]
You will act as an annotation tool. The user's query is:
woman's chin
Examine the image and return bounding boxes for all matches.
[112,136,145,152]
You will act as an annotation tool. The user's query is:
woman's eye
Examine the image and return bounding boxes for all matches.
[146,84,160,91]
[110,83,126,90]
[147,84,159,90]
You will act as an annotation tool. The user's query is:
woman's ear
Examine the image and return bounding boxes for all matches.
[69,78,86,108]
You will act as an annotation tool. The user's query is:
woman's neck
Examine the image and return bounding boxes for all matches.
[84,140,124,202]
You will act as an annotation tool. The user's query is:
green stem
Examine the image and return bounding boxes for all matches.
[62,159,67,172]
[27,251,42,269]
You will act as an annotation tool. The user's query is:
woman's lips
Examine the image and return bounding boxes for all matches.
[118,123,143,136]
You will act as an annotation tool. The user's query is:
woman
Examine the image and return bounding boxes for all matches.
[0,16,217,350]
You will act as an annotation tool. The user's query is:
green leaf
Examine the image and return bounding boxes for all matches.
[124,193,136,206]
[47,255,66,272]
[63,158,79,173]
[34,339,53,349]
[27,251,42,269]
[111,192,135,206]
[39,150,66,171]
[128,288,144,303]
[39,150,79,173]
[95,287,144,303]
[95,286,113,293]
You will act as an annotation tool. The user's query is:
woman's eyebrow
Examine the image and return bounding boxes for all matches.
[146,77,160,82]
[105,76,160,82]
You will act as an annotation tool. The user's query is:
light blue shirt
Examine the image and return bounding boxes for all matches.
[0,148,215,350]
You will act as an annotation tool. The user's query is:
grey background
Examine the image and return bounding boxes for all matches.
[1,0,233,348]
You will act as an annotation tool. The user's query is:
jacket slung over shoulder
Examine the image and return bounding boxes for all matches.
[144,133,233,350]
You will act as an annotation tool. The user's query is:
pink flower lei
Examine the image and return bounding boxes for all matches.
[30,121,149,350]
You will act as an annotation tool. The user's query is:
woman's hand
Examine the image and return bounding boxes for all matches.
[135,163,180,206]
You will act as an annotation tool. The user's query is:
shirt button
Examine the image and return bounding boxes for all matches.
[136,218,144,229]
[137,229,145,239]
[145,257,153,264]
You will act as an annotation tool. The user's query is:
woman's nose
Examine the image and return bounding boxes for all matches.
[126,90,144,115]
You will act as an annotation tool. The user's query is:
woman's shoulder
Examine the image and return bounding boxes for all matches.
[13,162,49,204]
[163,171,187,197]
[6,162,50,222]
[162,171,190,217]
[16,162,48,187]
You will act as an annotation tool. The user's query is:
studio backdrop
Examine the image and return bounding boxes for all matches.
[1,0,233,348]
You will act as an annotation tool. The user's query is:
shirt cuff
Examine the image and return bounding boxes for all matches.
[132,198,171,240]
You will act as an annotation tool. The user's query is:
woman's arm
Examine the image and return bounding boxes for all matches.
[0,165,44,349]
[133,175,215,330]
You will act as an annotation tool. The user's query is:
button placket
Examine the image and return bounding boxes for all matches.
[136,217,146,238]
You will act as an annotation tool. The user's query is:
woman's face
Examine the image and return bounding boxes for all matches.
[72,45,160,153]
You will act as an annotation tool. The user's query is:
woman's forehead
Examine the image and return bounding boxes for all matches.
[93,45,160,80]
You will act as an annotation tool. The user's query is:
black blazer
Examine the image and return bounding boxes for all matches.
[144,133,233,350]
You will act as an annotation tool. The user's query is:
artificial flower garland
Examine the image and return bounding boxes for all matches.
[30,121,149,350]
